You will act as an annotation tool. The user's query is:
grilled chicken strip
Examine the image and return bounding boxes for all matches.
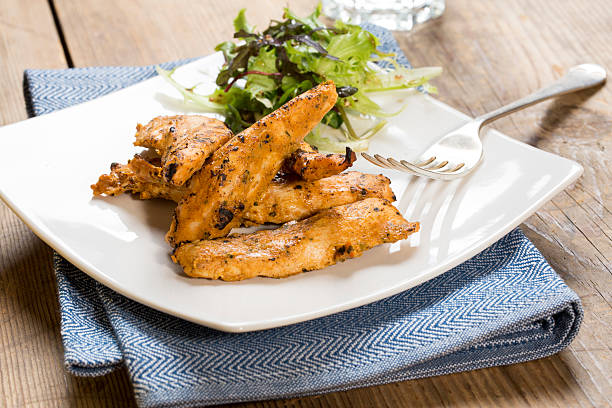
[135,116,355,182]
[134,115,233,186]
[173,198,418,281]
[166,81,338,245]
[245,171,395,224]
[92,161,396,224]
[284,143,356,181]
[91,155,186,202]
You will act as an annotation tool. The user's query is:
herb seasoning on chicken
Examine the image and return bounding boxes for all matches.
[166,81,337,245]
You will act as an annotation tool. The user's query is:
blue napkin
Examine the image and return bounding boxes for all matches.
[24,24,582,408]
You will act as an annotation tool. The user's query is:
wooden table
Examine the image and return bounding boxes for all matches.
[1,0,610,406]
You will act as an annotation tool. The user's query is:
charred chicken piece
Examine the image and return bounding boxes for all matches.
[134,115,232,186]
[166,81,338,245]
[244,171,395,224]
[93,161,395,225]
[91,155,186,202]
[284,143,357,181]
[173,198,418,281]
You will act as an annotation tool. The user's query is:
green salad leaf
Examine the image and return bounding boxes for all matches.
[157,4,441,151]
[233,9,254,33]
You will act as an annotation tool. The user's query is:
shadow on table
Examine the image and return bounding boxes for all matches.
[526,86,606,147]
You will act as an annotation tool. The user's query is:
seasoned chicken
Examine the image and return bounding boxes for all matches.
[134,115,233,186]
[135,115,354,183]
[244,171,395,224]
[173,198,419,281]
[284,143,356,181]
[166,81,338,245]
[91,155,186,202]
[92,160,395,225]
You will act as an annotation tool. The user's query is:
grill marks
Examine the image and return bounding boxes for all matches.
[92,80,419,281]
[166,81,338,245]
[92,159,395,226]
[243,171,395,224]
[173,198,419,281]
[134,115,233,186]
[91,154,187,202]
[284,143,357,181]
[133,116,358,186]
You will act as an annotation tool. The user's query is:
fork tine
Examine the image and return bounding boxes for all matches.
[386,157,414,172]
[361,152,384,167]
[383,156,411,172]
[361,153,469,181]
[401,160,456,179]
[398,159,450,178]
[363,153,395,170]
[400,159,470,180]
[373,154,405,171]
[417,156,436,166]
[426,160,449,170]
[443,163,465,172]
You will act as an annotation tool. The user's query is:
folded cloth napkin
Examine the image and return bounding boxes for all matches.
[23,24,582,408]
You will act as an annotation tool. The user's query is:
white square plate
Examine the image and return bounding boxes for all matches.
[0,54,582,332]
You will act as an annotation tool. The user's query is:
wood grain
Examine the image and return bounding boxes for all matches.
[0,1,65,406]
[52,0,317,67]
[0,0,610,406]
[396,2,611,406]
[0,1,136,407]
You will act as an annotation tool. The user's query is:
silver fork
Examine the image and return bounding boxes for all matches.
[362,63,606,180]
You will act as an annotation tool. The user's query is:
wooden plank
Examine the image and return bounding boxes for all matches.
[2,0,610,406]
[0,2,71,407]
[0,2,136,407]
[0,0,65,124]
[53,0,318,66]
[0,2,66,406]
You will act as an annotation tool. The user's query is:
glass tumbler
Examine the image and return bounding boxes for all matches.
[322,0,445,31]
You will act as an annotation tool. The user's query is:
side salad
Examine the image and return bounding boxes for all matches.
[157,4,441,151]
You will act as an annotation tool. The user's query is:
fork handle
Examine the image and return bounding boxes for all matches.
[476,64,606,126]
